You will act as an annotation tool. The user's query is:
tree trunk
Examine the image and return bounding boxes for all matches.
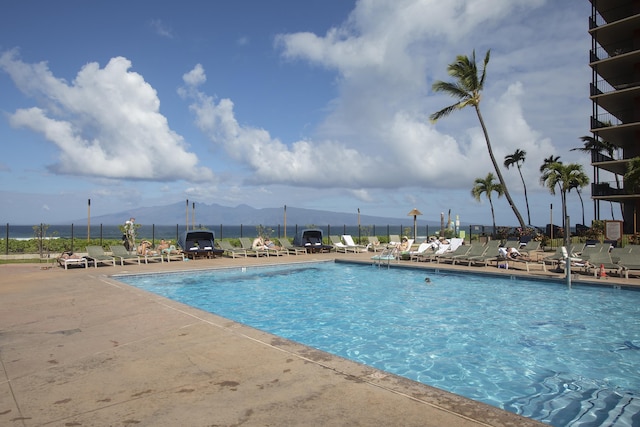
[475,106,527,228]
[489,197,497,237]
[517,165,531,225]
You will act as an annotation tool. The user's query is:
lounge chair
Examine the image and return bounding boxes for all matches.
[110,245,141,265]
[342,235,367,252]
[436,245,471,264]
[417,244,451,262]
[540,245,577,271]
[142,250,164,264]
[217,240,247,258]
[462,240,502,267]
[447,244,487,265]
[519,240,542,260]
[389,235,401,245]
[265,241,288,257]
[86,245,116,268]
[239,237,268,257]
[616,251,640,278]
[162,246,185,262]
[409,242,435,262]
[366,236,387,252]
[583,251,624,277]
[278,237,307,255]
[330,235,353,253]
[57,253,88,270]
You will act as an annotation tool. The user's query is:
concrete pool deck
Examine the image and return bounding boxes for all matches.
[2,251,637,426]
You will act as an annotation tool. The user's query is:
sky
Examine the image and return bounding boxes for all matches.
[0,0,603,227]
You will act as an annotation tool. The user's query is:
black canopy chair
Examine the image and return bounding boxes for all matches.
[292,228,333,253]
[178,230,224,259]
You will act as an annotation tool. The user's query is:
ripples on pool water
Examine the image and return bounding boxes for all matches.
[116,262,640,427]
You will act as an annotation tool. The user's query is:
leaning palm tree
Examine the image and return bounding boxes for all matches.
[504,149,531,225]
[471,173,504,236]
[572,135,620,220]
[431,50,526,229]
[540,162,590,233]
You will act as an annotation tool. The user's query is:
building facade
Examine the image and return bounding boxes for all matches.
[589,0,640,233]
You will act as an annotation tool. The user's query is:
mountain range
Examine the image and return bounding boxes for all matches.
[78,202,450,228]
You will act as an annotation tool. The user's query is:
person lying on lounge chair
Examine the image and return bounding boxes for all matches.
[498,246,525,260]
[59,251,84,260]
[157,239,170,252]
[264,238,281,250]
[253,237,269,250]
[137,240,159,255]
[396,237,410,252]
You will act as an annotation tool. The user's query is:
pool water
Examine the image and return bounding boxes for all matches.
[116,262,640,427]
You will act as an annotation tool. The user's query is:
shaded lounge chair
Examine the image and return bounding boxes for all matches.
[292,229,333,253]
[388,235,401,245]
[278,237,307,255]
[86,245,116,268]
[217,240,247,258]
[178,229,224,259]
[110,245,141,265]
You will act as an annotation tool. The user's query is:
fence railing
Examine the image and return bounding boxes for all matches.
[2,223,488,255]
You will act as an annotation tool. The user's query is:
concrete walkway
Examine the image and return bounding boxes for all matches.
[4,250,634,426]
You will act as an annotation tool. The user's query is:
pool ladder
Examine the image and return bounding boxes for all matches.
[375,247,396,269]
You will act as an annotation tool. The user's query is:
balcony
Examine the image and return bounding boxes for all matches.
[590,2,639,28]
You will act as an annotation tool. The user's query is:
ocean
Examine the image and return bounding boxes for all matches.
[1,223,431,241]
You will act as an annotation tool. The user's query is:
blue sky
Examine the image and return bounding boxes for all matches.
[0,0,602,226]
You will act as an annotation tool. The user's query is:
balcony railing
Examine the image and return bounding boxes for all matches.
[590,41,637,62]
[592,76,640,96]
[592,182,630,197]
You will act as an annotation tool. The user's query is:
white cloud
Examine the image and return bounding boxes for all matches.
[182,64,206,87]
[0,50,214,182]
[180,0,567,196]
[150,19,174,39]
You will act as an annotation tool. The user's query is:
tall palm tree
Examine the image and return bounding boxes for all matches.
[624,157,640,193]
[504,149,531,225]
[540,162,590,233]
[572,135,620,220]
[430,50,526,229]
[471,173,504,235]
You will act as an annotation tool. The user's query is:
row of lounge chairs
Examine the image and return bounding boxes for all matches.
[544,243,640,278]
[58,245,186,269]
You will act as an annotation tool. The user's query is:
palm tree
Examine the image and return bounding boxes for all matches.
[504,149,531,225]
[539,155,561,173]
[624,157,640,193]
[430,50,526,229]
[572,135,620,220]
[471,173,504,236]
[540,162,590,233]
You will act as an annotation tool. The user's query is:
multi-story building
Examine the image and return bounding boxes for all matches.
[589,0,640,234]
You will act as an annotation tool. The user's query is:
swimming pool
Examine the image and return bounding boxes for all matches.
[115,262,640,427]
